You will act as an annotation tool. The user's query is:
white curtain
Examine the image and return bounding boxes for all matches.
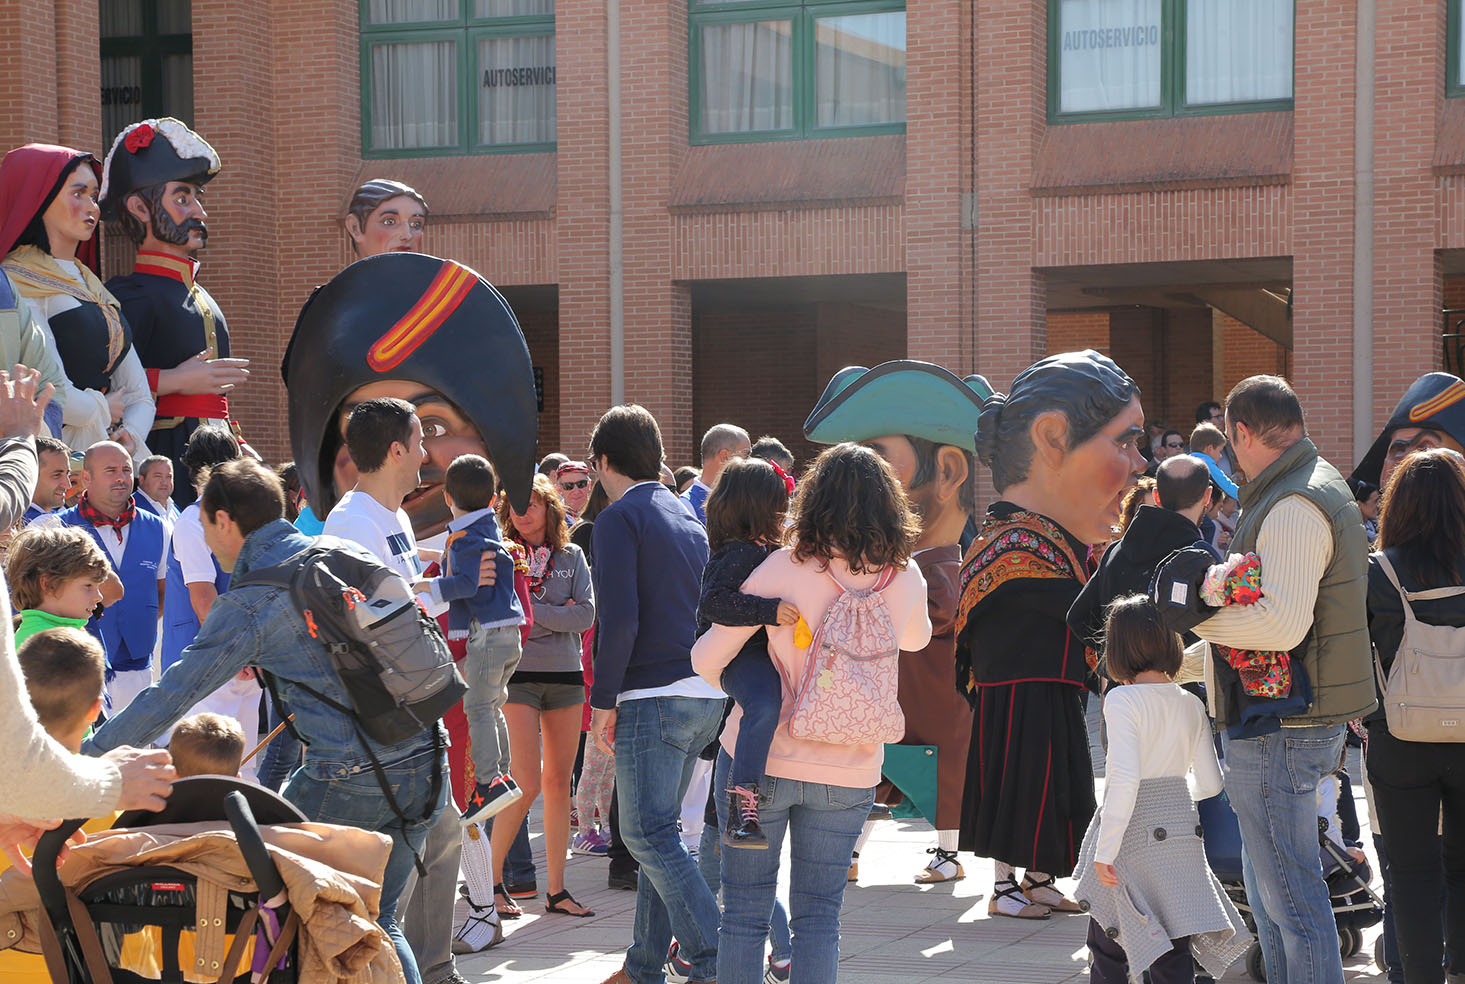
[700,20,794,134]
[1185,0,1292,105]
[816,12,906,127]
[475,0,553,16]
[367,0,455,25]
[371,41,458,149]
[1058,0,1163,113]
[478,35,556,145]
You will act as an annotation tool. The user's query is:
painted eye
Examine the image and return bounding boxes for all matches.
[423,421,447,439]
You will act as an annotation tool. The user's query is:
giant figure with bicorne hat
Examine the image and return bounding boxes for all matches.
[101,118,249,505]
[1352,371,1465,493]
[804,361,989,885]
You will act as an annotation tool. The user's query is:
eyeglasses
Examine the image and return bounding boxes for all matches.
[1162,441,1185,450]
[558,479,590,491]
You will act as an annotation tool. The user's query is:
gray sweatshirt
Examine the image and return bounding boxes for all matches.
[518,543,596,673]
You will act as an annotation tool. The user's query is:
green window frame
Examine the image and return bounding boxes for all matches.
[688,0,907,145]
[1450,0,1465,98]
[99,0,193,151]
[1046,0,1295,123]
[359,0,556,158]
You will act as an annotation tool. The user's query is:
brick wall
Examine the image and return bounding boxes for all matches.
[1046,312,1111,356]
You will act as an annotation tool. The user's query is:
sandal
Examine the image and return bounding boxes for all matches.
[914,846,965,884]
[493,883,523,919]
[1021,873,1082,914]
[545,889,595,917]
[988,879,1050,920]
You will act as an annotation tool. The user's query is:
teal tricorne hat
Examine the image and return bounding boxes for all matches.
[803,361,993,452]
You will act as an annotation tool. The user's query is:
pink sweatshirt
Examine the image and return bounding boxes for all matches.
[691,548,932,789]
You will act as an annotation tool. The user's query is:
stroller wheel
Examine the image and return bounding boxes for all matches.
[1339,925,1361,958]
[1246,941,1267,981]
[1374,932,1388,972]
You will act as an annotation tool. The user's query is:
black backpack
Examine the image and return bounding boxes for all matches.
[233,539,467,746]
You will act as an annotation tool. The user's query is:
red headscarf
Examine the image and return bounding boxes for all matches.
[0,143,102,272]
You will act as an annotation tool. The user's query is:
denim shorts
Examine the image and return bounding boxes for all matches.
[506,680,584,711]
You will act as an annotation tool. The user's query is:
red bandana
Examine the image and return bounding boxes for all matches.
[78,492,135,543]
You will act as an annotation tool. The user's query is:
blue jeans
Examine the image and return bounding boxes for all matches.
[504,815,535,885]
[1223,724,1346,984]
[713,749,871,984]
[258,701,303,792]
[464,623,522,779]
[615,696,724,984]
[283,739,447,984]
[720,651,781,789]
[699,790,790,965]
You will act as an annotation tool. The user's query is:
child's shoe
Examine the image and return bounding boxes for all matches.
[764,956,791,984]
[571,828,610,856]
[461,774,523,825]
[724,784,769,849]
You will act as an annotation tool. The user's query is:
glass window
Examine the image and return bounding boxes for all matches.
[1056,0,1162,114]
[98,0,194,151]
[691,1,906,142]
[815,12,906,127]
[1049,0,1294,120]
[1452,0,1465,96]
[361,0,556,155]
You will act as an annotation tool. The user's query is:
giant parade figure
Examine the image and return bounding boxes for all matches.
[955,350,1146,918]
[100,118,249,503]
[803,360,987,884]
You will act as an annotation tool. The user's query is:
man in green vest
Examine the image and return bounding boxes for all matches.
[1191,375,1373,984]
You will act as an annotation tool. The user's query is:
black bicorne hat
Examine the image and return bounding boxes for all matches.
[1351,372,1465,486]
[99,118,221,220]
[286,252,538,516]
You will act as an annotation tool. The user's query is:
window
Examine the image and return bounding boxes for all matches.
[1450,0,1465,98]
[360,0,555,156]
[690,0,906,143]
[1048,0,1293,121]
[99,0,194,151]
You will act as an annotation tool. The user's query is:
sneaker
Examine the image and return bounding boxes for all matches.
[504,880,539,899]
[764,957,791,983]
[451,903,503,954]
[664,941,694,984]
[572,829,610,856]
[607,869,638,891]
[724,784,769,849]
[461,775,523,826]
[570,806,580,829]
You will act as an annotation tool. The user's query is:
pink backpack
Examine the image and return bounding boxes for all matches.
[787,567,905,745]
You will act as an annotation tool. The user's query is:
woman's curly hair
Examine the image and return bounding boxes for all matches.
[791,443,920,574]
[6,526,110,612]
[498,472,570,552]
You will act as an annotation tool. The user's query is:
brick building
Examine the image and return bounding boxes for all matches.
[1,0,1459,486]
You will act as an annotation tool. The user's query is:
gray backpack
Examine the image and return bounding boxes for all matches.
[1375,552,1465,741]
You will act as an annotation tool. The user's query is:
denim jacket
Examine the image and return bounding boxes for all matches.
[88,519,437,778]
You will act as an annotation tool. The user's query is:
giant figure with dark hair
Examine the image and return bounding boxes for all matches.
[100,118,250,506]
[954,350,1146,918]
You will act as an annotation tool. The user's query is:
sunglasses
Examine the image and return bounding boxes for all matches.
[558,479,590,490]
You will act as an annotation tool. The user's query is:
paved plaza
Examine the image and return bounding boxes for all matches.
[454,736,1390,983]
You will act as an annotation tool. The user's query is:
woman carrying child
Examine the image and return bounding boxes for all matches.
[1072,595,1249,984]
[693,442,932,984]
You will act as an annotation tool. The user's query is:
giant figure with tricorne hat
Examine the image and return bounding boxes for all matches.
[101,118,249,505]
[804,360,989,885]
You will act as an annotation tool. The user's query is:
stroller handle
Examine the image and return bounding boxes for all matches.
[32,818,88,923]
[224,792,287,902]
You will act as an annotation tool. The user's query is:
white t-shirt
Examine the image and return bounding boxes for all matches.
[323,488,444,616]
[173,504,216,585]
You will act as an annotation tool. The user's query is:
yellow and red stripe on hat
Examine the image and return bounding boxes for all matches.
[1409,379,1465,423]
[367,260,476,372]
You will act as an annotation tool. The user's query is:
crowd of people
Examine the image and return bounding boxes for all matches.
[3,115,1465,984]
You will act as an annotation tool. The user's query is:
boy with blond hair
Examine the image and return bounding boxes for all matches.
[168,712,246,778]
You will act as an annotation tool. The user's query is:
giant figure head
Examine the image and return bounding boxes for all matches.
[100,118,220,255]
[804,361,990,550]
[1352,372,1465,493]
[975,350,1145,545]
[286,252,538,539]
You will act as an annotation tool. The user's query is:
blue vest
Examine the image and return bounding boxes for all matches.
[161,538,229,670]
[61,506,165,672]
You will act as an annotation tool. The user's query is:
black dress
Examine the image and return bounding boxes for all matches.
[954,502,1097,873]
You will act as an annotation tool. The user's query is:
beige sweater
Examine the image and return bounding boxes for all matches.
[0,437,122,821]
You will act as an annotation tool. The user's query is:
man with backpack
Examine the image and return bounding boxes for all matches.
[88,458,456,984]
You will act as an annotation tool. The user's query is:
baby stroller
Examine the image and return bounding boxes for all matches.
[1198,789,1385,981]
[29,777,306,984]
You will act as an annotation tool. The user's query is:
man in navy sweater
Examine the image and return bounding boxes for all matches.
[589,405,723,984]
